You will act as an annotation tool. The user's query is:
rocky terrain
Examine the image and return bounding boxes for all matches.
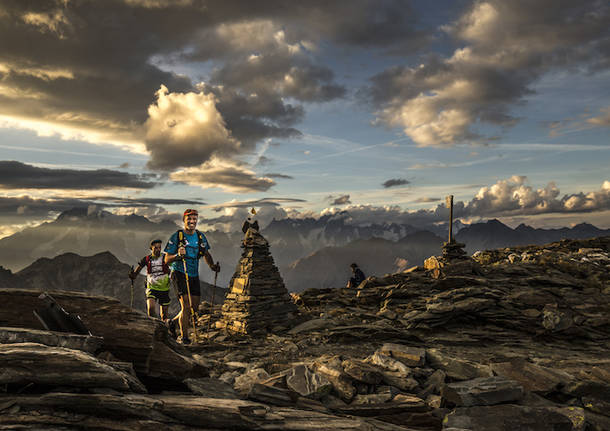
[0,236,609,430]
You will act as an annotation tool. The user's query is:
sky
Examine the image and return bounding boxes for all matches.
[0,0,609,237]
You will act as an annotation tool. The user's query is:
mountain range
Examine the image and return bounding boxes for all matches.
[0,207,608,292]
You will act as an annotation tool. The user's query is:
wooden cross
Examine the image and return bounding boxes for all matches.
[446,195,454,243]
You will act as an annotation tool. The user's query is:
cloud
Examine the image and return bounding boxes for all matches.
[208,197,306,211]
[382,178,410,188]
[318,177,610,227]
[255,155,272,167]
[365,0,610,147]
[170,159,275,193]
[586,107,610,127]
[458,176,610,218]
[414,197,440,203]
[328,194,351,205]
[0,161,157,190]
[144,85,241,171]
[264,173,294,179]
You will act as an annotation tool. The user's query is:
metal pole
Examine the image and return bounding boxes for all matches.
[447,195,454,243]
[182,258,199,343]
[129,266,135,308]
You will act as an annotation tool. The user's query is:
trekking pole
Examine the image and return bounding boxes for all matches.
[181,257,199,343]
[206,268,219,338]
[129,266,135,308]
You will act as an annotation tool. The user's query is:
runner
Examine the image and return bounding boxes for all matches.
[129,239,171,320]
[165,209,220,344]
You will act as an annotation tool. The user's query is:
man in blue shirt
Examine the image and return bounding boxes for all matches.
[165,208,220,344]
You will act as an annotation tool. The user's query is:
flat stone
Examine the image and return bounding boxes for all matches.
[288,318,334,334]
[342,359,384,385]
[248,383,296,406]
[379,343,426,367]
[285,364,332,399]
[427,349,492,381]
[312,359,356,403]
[365,352,411,376]
[233,368,271,395]
[443,405,582,431]
[0,327,103,353]
[490,359,572,393]
[441,376,523,407]
[0,342,145,393]
[334,397,428,417]
[184,377,239,399]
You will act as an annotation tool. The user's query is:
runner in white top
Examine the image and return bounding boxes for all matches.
[129,239,171,320]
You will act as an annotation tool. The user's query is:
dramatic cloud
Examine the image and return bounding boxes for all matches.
[327,194,351,205]
[144,85,240,171]
[0,161,157,190]
[366,0,610,147]
[170,159,275,193]
[382,178,410,188]
[0,0,425,185]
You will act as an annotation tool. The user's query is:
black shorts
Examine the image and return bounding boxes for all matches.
[172,271,200,298]
[145,288,171,305]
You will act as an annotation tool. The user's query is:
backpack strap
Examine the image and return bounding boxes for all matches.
[145,255,152,273]
[177,229,205,258]
[196,230,205,257]
[159,253,169,274]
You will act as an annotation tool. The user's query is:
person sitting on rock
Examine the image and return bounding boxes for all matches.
[129,239,171,320]
[346,263,366,288]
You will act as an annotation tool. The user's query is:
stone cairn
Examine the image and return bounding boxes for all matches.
[424,240,479,279]
[217,228,298,335]
[441,240,468,260]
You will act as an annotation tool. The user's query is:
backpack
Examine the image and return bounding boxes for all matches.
[177,229,206,258]
[145,254,170,274]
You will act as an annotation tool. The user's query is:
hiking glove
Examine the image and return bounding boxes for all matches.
[128,270,137,280]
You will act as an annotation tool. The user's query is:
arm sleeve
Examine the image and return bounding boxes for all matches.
[164,232,178,254]
[138,256,147,267]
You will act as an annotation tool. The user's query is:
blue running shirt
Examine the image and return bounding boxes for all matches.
[164,230,210,277]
